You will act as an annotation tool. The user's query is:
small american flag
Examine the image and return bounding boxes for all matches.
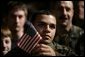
[17,21,42,53]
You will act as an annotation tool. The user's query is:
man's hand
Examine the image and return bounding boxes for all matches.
[32,44,56,56]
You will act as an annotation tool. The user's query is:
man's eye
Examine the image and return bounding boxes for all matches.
[66,7,70,11]
[19,15,23,19]
[5,40,9,44]
[50,24,56,29]
[37,24,44,27]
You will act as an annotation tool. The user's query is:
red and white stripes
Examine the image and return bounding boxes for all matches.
[17,32,42,53]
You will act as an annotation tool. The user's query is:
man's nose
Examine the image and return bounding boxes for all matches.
[16,17,19,23]
[62,9,67,16]
[45,25,50,33]
[3,42,7,48]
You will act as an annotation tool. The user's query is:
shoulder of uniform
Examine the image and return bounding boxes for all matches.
[53,42,78,56]
[73,25,84,31]
[71,25,84,35]
[54,43,69,52]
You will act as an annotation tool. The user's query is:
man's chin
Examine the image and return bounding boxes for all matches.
[14,28,20,32]
[11,27,20,31]
[61,22,68,27]
[3,51,8,55]
[16,28,20,31]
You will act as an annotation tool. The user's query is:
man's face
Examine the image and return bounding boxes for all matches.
[8,10,26,32]
[78,1,84,20]
[33,14,56,44]
[56,1,74,27]
[1,37,11,55]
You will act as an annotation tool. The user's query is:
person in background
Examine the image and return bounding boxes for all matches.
[0,25,12,56]
[73,1,84,29]
[6,1,29,49]
[51,1,84,56]
[3,1,30,56]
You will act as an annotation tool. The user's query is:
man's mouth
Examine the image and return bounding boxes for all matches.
[59,16,68,20]
[42,35,51,40]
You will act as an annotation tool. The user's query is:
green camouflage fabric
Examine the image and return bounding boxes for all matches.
[53,25,84,56]
[53,42,78,56]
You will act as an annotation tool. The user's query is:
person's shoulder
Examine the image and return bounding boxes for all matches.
[72,25,84,32]
[53,42,77,56]
[71,25,84,36]
[53,42,69,53]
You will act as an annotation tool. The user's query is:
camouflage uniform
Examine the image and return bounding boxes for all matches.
[53,25,84,56]
[31,42,65,56]
[31,42,76,56]
[53,41,78,56]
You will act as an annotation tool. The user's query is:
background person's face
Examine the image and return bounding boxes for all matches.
[56,1,74,27]
[78,1,84,20]
[33,14,56,44]
[8,10,26,32]
[1,37,11,55]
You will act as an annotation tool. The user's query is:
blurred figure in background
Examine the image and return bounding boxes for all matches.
[73,1,84,29]
[0,25,12,56]
[50,1,84,56]
[3,1,30,56]
[6,1,28,49]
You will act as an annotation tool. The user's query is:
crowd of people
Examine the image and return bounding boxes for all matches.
[0,1,84,56]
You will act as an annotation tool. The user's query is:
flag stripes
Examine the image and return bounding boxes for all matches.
[17,32,42,53]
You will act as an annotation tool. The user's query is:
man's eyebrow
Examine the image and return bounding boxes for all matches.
[38,21,56,25]
[38,21,46,24]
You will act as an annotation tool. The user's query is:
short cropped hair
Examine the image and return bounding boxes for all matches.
[30,10,56,23]
[30,10,57,38]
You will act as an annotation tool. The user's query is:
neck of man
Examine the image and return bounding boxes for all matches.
[11,28,24,49]
[12,28,24,39]
[58,23,72,35]
[65,23,72,32]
